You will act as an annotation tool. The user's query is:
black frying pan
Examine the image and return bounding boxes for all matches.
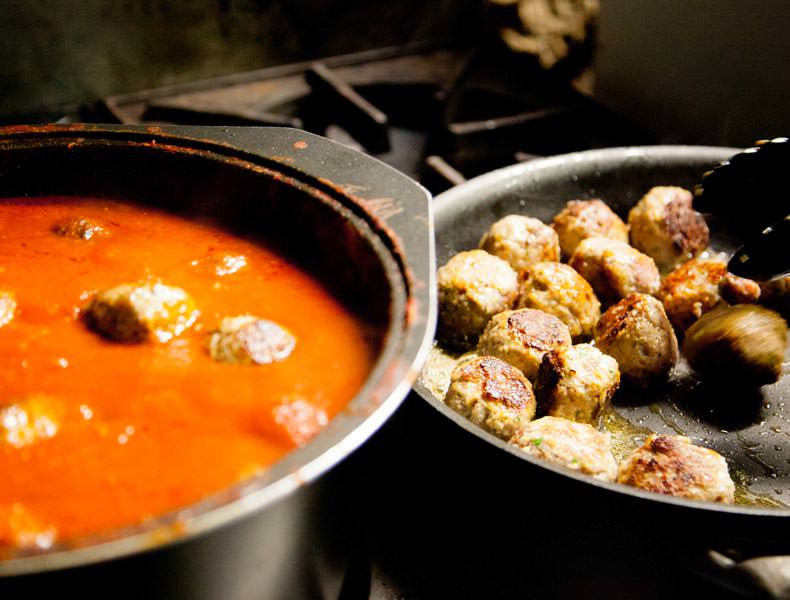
[412,146,790,596]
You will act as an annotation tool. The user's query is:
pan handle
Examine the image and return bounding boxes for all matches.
[706,550,790,599]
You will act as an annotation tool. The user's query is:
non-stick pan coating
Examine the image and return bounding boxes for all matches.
[415,146,790,515]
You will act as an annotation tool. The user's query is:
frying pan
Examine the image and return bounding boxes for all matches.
[412,146,790,597]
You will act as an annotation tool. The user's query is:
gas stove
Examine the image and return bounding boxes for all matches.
[71,42,650,196]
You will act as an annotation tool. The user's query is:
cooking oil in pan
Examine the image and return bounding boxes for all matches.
[418,343,786,507]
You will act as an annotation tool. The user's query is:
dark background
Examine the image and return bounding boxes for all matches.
[2,0,790,145]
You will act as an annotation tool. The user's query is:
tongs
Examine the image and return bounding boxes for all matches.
[694,137,789,281]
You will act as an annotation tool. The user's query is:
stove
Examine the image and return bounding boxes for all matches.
[70,42,650,196]
[9,42,753,599]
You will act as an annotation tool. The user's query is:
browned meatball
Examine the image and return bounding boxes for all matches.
[569,237,661,305]
[510,416,618,481]
[534,344,620,425]
[85,281,199,343]
[444,355,536,440]
[208,315,296,365]
[552,199,629,259]
[659,259,760,331]
[0,290,16,327]
[437,250,519,349]
[477,308,572,382]
[52,216,109,240]
[617,435,734,503]
[595,293,678,385]
[628,186,709,270]
[479,215,560,272]
[683,305,788,387]
[515,261,601,341]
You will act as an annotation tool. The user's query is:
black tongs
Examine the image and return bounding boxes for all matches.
[693,137,789,281]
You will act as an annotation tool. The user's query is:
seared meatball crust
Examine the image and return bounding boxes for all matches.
[552,199,629,259]
[594,293,678,386]
[569,237,660,305]
[445,355,536,441]
[477,308,572,382]
[534,344,620,426]
[479,215,560,272]
[659,259,760,332]
[510,416,618,481]
[438,250,519,349]
[515,261,601,341]
[628,186,709,270]
[617,435,734,503]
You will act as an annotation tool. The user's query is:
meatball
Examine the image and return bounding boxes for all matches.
[683,305,787,387]
[477,308,572,382]
[1,394,62,448]
[659,259,761,331]
[479,215,560,272]
[444,355,536,441]
[85,281,199,343]
[534,344,620,425]
[515,261,601,341]
[617,435,734,503]
[510,416,618,481]
[0,290,16,327]
[252,395,329,447]
[552,199,629,259]
[52,216,109,240]
[569,237,661,305]
[595,293,678,385]
[627,186,709,270]
[208,315,296,365]
[438,250,519,349]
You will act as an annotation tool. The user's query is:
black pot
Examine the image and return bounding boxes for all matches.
[0,124,436,599]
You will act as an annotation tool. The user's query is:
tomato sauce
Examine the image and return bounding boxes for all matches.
[0,197,375,548]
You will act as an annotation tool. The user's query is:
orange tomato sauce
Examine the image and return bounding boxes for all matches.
[0,197,375,548]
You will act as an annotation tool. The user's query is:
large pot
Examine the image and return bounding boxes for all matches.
[0,124,435,599]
